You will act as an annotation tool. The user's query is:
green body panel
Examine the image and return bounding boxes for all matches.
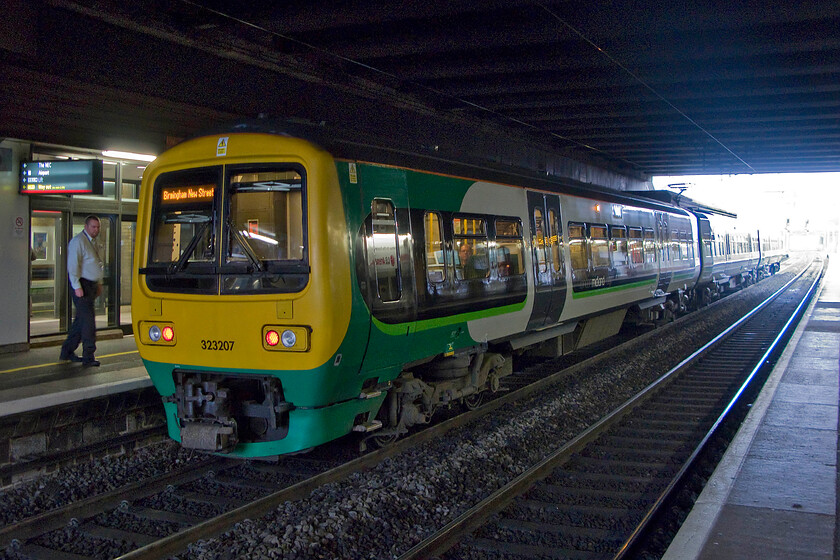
[404,169,475,211]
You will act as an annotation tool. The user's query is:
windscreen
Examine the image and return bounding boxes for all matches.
[145,164,309,295]
[150,168,218,267]
[226,167,305,264]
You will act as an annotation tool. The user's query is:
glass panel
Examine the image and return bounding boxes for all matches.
[495,218,524,277]
[495,219,521,237]
[425,212,445,283]
[102,160,117,199]
[629,227,644,265]
[29,212,64,337]
[644,229,656,264]
[150,168,218,265]
[568,223,587,271]
[121,162,144,201]
[120,220,136,326]
[549,209,564,275]
[532,208,547,274]
[227,167,304,263]
[457,239,490,280]
[370,199,401,301]
[671,230,681,260]
[590,225,610,268]
[453,216,486,236]
[609,226,628,267]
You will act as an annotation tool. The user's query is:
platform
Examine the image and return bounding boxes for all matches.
[663,259,839,560]
[0,335,151,418]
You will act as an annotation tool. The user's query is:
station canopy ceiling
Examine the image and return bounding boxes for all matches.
[4,1,840,179]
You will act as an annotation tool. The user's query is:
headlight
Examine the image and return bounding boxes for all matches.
[149,325,162,341]
[281,329,297,348]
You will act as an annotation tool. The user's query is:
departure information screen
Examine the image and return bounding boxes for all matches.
[20,160,104,194]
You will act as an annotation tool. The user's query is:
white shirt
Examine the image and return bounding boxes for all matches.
[67,230,103,290]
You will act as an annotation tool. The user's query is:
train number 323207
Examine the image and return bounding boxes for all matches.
[201,340,235,351]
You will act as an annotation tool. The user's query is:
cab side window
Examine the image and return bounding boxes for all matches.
[370,199,401,302]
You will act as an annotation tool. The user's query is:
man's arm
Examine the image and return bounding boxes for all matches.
[67,236,83,291]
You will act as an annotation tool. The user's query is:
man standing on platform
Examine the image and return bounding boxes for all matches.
[59,215,104,367]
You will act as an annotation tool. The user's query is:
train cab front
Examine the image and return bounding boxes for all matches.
[131,133,368,457]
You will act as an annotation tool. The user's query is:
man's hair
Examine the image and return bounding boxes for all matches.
[84,215,100,225]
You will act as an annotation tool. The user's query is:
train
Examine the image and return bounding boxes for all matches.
[132,122,787,458]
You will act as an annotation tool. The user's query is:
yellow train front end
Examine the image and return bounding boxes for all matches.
[132,132,377,457]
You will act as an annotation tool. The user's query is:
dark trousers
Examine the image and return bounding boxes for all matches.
[60,279,97,361]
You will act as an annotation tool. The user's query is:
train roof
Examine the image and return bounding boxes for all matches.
[632,190,738,219]
[189,118,693,216]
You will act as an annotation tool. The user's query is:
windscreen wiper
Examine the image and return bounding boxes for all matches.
[168,220,211,275]
[227,218,264,272]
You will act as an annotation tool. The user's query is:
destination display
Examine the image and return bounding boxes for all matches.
[159,184,216,204]
[20,160,104,195]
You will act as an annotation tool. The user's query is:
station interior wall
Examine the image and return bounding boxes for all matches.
[0,139,31,350]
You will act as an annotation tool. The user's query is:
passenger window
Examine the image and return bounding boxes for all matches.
[671,230,681,261]
[609,225,628,268]
[643,228,656,265]
[495,218,524,277]
[628,227,643,265]
[549,209,564,276]
[686,231,695,261]
[454,215,489,281]
[568,223,587,271]
[370,199,401,302]
[424,212,445,284]
[590,225,610,268]
[453,216,486,236]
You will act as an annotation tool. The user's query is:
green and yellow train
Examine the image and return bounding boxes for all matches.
[132,123,784,458]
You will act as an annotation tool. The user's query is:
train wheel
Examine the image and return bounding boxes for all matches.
[463,391,485,411]
[371,432,399,448]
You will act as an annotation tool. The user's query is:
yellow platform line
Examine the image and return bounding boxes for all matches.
[0,350,140,375]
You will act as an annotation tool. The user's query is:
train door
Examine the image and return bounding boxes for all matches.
[526,192,566,329]
[355,164,417,375]
[655,211,671,293]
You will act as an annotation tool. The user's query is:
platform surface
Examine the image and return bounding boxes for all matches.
[664,259,839,560]
[0,335,150,417]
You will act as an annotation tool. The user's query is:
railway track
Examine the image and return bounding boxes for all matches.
[399,260,823,560]
[0,260,817,560]
[1,454,347,560]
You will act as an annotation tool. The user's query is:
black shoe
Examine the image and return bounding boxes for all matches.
[60,353,83,363]
[82,360,100,367]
